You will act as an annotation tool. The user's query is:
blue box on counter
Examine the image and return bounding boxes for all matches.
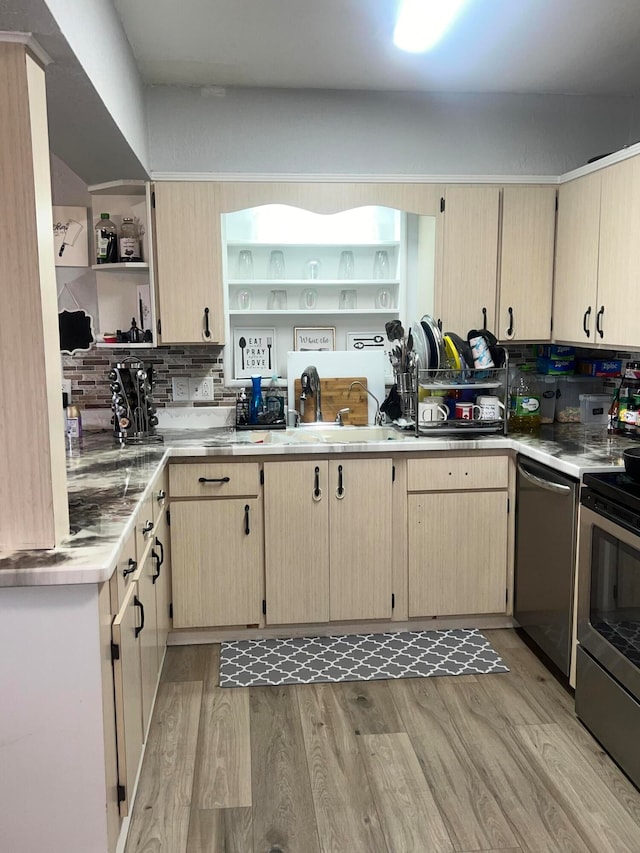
[536,356,576,375]
[535,345,576,359]
[576,359,622,377]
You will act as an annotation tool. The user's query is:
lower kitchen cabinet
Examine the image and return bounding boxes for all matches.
[264,460,330,624]
[152,508,172,653]
[263,457,393,624]
[137,543,160,733]
[111,580,144,817]
[171,497,263,627]
[407,454,510,618]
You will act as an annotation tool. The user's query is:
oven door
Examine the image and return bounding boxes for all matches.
[578,505,640,700]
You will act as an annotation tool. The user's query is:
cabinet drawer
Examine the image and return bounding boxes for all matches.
[113,529,138,611]
[170,461,260,498]
[407,455,508,492]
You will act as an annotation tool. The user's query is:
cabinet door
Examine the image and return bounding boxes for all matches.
[329,458,393,621]
[112,582,144,817]
[263,461,329,624]
[153,509,172,657]
[498,186,556,342]
[171,499,263,628]
[438,186,500,334]
[597,157,640,347]
[137,546,159,736]
[552,172,601,343]
[153,182,225,344]
[408,491,508,617]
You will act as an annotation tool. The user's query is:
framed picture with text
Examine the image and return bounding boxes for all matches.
[294,326,336,352]
[234,327,276,379]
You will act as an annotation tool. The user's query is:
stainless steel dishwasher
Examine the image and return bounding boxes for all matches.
[514,455,579,675]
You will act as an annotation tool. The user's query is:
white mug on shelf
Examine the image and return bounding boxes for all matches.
[476,395,506,421]
[419,399,448,423]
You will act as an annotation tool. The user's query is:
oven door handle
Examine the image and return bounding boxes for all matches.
[517,462,573,495]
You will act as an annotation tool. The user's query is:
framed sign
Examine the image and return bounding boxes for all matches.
[294,326,335,352]
[234,327,276,379]
[53,206,88,267]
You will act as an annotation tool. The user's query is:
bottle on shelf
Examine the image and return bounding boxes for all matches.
[249,375,263,424]
[95,213,118,264]
[119,217,142,262]
[608,387,620,434]
[509,366,541,433]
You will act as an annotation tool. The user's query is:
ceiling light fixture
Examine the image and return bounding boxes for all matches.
[393,0,467,53]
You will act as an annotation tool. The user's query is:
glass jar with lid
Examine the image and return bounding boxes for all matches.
[119,217,142,262]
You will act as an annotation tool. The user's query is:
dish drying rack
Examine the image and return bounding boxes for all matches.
[414,358,510,436]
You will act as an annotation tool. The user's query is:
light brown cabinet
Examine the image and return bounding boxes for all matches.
[263,457,394,624]
[554,157,640,349]
[170,460,263,628]
[497,185,557,342]
[437,185,501,335]
[407,455,510,618]
[153,181,225,344]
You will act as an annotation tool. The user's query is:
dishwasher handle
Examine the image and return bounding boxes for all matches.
[517,462,573,495]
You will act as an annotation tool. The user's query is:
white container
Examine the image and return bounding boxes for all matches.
[579,393,610,425]
[555,376,603,422]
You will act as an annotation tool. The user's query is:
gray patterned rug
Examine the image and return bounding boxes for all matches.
[219,628,508,687]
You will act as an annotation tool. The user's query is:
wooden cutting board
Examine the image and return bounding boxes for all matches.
[294,377,369,425]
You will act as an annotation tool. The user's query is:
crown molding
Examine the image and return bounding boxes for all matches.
[558,141,640,183]
[0,31,53,68]
[150,171,560,185]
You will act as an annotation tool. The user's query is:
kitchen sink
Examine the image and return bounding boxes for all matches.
[287,425,405,443]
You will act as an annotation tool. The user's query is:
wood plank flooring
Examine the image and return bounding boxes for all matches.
[125,629,640,852]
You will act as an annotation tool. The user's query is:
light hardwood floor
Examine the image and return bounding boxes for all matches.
[125,630,640,852]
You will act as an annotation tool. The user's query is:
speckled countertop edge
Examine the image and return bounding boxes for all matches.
[0,425,631,587]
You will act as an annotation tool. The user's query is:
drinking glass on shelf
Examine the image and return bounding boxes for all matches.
[268,250,286,279]
[305,259,321,280]
[301,288,318,309]
[338,250,355,279]
[375,288,392,309]
[268,289,287,310]
[237,289,252,310]
[373,249,390,279]
[339,289,357,310]
[236,249,254,279]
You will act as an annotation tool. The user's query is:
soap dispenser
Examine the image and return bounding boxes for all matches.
[249,374,263,424]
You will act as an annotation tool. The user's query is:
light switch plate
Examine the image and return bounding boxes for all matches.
[172,377,190,401]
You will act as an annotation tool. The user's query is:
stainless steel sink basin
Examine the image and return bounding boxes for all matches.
[287,425,404,443]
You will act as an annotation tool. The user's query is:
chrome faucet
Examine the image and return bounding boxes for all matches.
[348,381,383,425]
[300,366,323,422]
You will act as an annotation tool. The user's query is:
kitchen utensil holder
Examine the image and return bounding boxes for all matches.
[109,357,163,444]
[396,370,417,421]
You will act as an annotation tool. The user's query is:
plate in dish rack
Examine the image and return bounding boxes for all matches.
[411,321,430,371]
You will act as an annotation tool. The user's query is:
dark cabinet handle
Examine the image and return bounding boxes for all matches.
[152,549,160,583]
[437,318,442,331]
[134,595,145,638]
[155,536,165,567]
[142,520,154,535]
[336,464,344,499]
[123,558,137,578]
[244,504,250,535]
[204,307,211,339]
[596,305,605,339]
[583,306,591,338]
[314,466,321,498]
[507,306,514,337]
[482,307,488,330]
[198,476,230,484]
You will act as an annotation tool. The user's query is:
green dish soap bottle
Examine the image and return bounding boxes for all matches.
[509,366,541,433]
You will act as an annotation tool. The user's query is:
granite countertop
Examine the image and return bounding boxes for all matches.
[0,424,633,587]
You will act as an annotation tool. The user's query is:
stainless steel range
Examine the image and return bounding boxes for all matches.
[576,471,640,788]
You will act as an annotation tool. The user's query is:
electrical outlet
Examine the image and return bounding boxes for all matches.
[61,378,72,403]
[189,377,214,401]
[172,377,190,401]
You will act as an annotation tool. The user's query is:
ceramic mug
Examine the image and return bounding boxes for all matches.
[455,401,481,421]
[419,399,449,423]
[476,395,506,421]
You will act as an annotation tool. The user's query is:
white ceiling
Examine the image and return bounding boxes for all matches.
[115,0,640,96]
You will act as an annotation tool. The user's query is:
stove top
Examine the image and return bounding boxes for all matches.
[583,471,640,512]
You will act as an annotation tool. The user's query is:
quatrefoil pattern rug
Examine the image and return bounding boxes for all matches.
[219,628,508,687]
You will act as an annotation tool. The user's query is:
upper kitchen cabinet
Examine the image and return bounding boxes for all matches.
[553,172,601,344]
[436,186,501,337]
[497,186,557,342]
[554,155,640,349]
[153,182,225,344]
[596,156,640,347]
[88,180,158,348]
